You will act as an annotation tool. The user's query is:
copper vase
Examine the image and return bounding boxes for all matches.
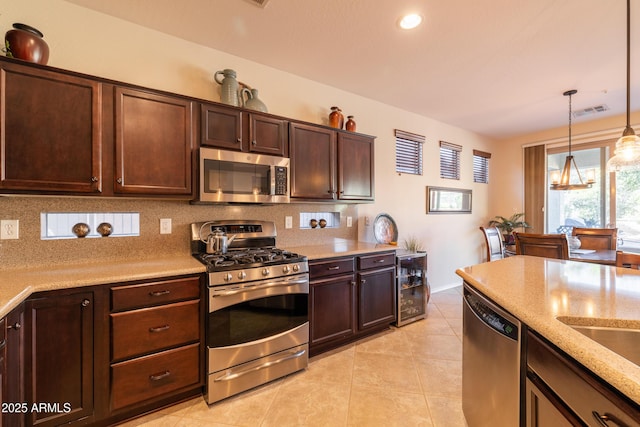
[4,23,50,65]
[346,115,356,131]
[329,106,344,129]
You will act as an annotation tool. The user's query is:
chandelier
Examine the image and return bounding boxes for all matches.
[550,90,596,190]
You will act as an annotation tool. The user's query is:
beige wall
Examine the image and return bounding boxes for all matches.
[2,0,503,290]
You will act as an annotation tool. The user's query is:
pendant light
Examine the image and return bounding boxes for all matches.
[550,90,596,190]
[606,0,640,172]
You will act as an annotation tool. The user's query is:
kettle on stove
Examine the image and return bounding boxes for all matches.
[206,228,237,254]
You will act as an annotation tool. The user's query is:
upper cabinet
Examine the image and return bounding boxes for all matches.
[114,87,193,196]
[0,58,194,198]
[201,103,288,156]
[0,61,103,193]
[289,122,375,202]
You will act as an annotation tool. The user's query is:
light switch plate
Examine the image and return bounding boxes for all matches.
[1,220,19,239]
[347,216,353,227]
[285,216,293,229]
[160,218,172,234]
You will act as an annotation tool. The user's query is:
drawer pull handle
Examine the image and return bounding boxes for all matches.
[214,349,306,382]
[149,370,171,382]
[149,325,170,333]
[592,411,616,426]
[7,322,21,330]
[149,290,171,297]
[327,266,340,271]
[375,259,386,263]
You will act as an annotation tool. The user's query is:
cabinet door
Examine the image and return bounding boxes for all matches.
[115,87,193,196]
[3,305,25,427]
[24,292,94,426]
[247,113,287,156]
[289,122,336,200]
[338,132,374,200]
[309,274,356,348]
[357,266,396,331]
[525,376,581,427]
[201,103,243,151]
[0,62,102,193]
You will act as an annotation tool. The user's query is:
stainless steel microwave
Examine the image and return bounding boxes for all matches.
[199,147,290,203]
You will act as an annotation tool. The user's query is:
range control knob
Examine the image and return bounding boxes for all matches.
[223,273,233,282]
[292,264,300,272]
[282,265,291,274]
[238,271,247,280]
[262,268,270,277]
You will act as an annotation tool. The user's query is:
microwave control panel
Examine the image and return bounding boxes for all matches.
[274,167,288,195]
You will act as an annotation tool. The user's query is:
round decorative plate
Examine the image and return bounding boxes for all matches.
[373,213,398,244]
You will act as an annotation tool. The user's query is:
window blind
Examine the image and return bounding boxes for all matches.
[395,129,425,175]
[440,141,462,180]
[473,149,491,184]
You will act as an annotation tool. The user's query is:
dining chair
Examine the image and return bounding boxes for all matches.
[513,232,569,260]
[479,226,504,262]
[615,250,640,269]
[572,227,618,250]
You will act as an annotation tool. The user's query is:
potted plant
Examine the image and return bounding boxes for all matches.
[488,213,530,244]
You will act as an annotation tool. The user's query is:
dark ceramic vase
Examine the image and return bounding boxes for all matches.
[5,23,50,65]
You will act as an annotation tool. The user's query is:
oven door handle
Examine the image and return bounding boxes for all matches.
[211,278,308,297]
[213,349,306,382]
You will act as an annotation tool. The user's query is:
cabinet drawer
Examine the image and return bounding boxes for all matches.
[111,276,201,311]
[357,252,395,270]
[309,257,354,279]
[111,343,200,410]
[111,300,200,361]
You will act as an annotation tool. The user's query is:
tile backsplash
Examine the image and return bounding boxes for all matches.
[0,197,358,270]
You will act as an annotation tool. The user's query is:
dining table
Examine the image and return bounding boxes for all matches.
[568,248,616,265]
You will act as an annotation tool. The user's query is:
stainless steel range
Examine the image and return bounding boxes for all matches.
[191,220,309,404]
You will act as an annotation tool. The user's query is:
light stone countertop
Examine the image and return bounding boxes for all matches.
[456,255,640,405]
[0,256,206,318]
[284,239,398,260]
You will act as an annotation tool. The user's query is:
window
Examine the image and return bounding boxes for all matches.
[395,129,424,175]
[473,150,491,183]
[440,141,462,180]
[546,140,640,253]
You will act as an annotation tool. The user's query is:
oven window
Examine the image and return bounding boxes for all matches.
[204,159,270,196]
[208,293,308,347]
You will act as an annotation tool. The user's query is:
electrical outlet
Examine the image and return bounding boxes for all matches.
[285,216,293,229]
[160,218,172,234]
[364,216,370,226]
[1,220,19,240]
[347,216,353,227]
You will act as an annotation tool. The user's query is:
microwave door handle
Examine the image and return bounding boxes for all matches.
[269,165,276,195]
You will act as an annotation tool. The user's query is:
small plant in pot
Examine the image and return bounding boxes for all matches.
[488,213,530,245]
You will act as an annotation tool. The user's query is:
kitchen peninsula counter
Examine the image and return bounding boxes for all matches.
[0,256,206,318]
[285,239,397,260]
[456,255,640,405]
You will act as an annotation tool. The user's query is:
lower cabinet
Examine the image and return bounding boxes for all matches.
[309,251,396,356]
[1,274,204,427]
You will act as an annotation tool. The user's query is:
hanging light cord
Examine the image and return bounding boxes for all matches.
[568,92,573,156]
[625,0,632,135]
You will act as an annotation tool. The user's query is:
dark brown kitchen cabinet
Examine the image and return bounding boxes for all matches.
[289,122,375,202]
[308,257,356,355]
[289,122,336,200]
[201,103,287,156]
[23,290,96,427]
[357,252,396,330]
[309,251,395,356]
[109,276,203,413]
[114,87,194,196]
[3,304,25,427]
[0,61,103,194]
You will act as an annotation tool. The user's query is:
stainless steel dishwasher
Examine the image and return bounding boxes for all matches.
[463,283,522,427]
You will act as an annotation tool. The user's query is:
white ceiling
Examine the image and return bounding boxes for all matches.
[66,0,640,139]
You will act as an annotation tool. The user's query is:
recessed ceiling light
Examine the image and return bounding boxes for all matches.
[399,13,423,30]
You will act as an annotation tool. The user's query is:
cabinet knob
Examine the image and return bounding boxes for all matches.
[81,299,90,307]
[236,138,241,143]
[116,178,123,184]
[361,279,367,285]
[7,322,21,330]
[351,281,356,286]
[252,140,257,145]
[90,176,98,183]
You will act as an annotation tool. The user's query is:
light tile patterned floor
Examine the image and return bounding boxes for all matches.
[119,286,466,427]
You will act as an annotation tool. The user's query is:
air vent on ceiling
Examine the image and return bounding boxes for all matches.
[245,0,270,7]
[573,104,609,118]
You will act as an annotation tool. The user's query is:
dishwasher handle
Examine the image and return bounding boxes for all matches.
[464,288,519,341]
